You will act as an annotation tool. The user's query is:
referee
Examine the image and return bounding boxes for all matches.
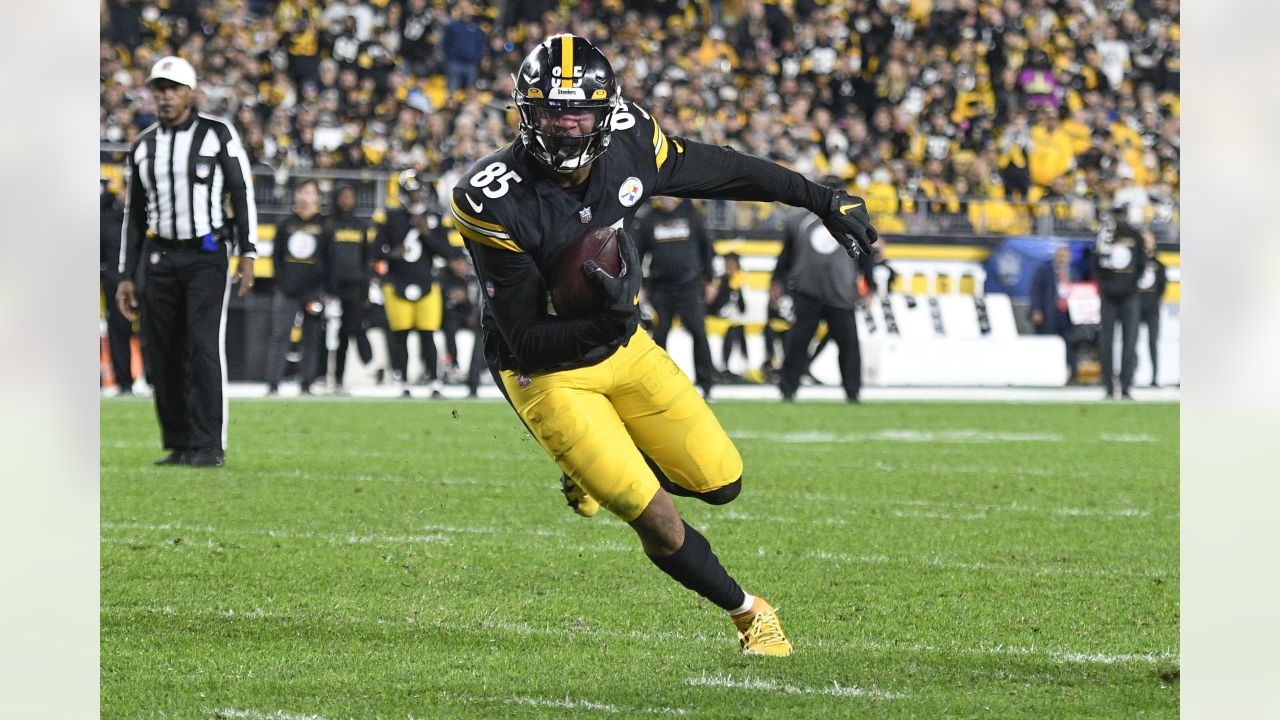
[115,56,258,467]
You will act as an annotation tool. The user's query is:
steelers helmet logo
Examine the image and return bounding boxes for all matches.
[287,231,317,259]
[618,177,643,207]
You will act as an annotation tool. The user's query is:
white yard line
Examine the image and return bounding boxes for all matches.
[101,521,450,546]
[731,429,1065,443]
[209,709,331,720]
[684,672,903,700]
[732,429,1170,444]
[107,605,1176,667]
[504,695,687,715]
[102,521,1169,577]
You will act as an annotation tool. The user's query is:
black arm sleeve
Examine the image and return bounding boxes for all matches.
[657,139,834,214]
[214,123,258,256]
[119,147,148,281]
[467,240,624,370]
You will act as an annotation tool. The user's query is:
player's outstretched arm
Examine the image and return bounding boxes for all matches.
[657,138,878,259]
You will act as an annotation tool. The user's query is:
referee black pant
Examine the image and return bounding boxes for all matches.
[779,291,862,401]
[139,244,230,452]
[648,282,715,389]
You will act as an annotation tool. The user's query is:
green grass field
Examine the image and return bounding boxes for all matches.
[101,397,1179,719]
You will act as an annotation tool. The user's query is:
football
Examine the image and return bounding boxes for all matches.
[548,226,621,319]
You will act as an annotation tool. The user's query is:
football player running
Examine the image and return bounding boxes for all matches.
[451,34,877,656]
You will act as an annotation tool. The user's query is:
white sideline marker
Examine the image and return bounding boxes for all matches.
[685,672,904,701]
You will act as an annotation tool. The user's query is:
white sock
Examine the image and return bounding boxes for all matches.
[729,593,755,616]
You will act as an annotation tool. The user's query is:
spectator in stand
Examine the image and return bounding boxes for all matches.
[99,0,1181,243]
[442,0,486,93]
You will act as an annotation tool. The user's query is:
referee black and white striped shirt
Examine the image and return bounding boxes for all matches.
[118,112,259,278]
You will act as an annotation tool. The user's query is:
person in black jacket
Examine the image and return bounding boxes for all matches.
[266,179,330,395]
[771,202,871,402]
[1136,230,1168,387]
[708,253,749,381]
[1029,245,1079,383]
[326,183,376,393]
[635,196,717,398]
[1093,206,1144,399]
[100,179,134,395]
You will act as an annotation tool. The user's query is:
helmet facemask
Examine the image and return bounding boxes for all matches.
[515,94,621,173]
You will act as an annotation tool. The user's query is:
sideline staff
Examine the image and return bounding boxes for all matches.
[116,56,258,467]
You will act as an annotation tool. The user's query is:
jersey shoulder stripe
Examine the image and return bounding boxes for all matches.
[449,194,521,254]
[619,101,680,171]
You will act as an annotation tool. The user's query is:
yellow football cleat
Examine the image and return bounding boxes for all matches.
[732,597,793,657]
[560,473,599,517]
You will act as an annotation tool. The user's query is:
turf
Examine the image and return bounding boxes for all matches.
[101,397,1179,719]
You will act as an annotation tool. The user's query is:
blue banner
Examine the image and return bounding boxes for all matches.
[983,236,1091,300]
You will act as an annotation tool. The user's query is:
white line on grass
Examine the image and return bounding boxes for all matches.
[506,695,687,715]
[731,429,1064,443]
[685,672,903,700]
[102,521,1168,578]
[101,521,450,546]
[209,709,331,720]
[106,605,1176,667]
[732,429,1166,444]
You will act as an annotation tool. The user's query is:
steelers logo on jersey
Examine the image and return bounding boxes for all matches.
[287,231,318,260]
[618,177,643,207]
[808,226,841,255]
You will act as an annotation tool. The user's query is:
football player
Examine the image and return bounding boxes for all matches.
[378,170,453,398]
[450,34,877,656]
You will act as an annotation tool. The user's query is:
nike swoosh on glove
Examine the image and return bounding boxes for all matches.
[582,228,642,319]
[820,190,879,259]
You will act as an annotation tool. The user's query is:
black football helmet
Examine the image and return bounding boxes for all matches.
[397,169,429,215]
[513,34,622,173]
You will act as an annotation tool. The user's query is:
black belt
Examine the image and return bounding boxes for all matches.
[148,230,225,251]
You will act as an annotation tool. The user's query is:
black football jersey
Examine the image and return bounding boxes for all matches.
[273,211,329,297]
[450,101,834,374]
[377,208,452,295]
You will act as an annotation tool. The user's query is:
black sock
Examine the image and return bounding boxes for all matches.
[647,521,746,611]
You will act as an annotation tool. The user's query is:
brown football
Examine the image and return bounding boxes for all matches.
[548,226,621,319]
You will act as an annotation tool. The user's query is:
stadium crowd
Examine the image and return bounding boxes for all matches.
[100,0,1180,240]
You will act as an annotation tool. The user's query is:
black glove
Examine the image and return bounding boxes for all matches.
[583,228,641,318]
[819,189,879,260]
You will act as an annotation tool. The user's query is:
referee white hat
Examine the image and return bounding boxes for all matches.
[147,56,197,89]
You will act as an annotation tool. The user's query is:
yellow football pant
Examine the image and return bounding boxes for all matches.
[383,282,443,331]
[500,328,743,522]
